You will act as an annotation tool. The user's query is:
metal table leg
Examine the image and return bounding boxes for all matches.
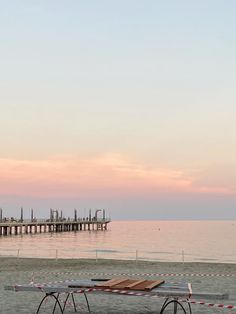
[36,293,64,314]
[71,293,77,312]
[83,291,91,313]
[160,298,191,314]
[62,293,77,312]
[36,291,90,314]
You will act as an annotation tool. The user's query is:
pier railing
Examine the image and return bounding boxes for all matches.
[0,218,111,224]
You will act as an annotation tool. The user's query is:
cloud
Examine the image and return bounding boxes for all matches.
[0,154,235,198]
[190,164,236,195]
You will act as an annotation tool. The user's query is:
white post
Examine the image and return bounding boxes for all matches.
[135,250,138,264]
[17,249,20,258]
[182,250,185,264]
[96,249,98,262]
[56,249,58,261]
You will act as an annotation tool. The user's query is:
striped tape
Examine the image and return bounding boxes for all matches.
[83,288,236,310]
[16,284,236,311]
[30,271,236,278]
[181,299,236,310]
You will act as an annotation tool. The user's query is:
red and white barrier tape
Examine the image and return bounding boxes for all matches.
[181,299,236,310]
[13,284,236,310]
[30,271,236,281]
[89,288,236,310]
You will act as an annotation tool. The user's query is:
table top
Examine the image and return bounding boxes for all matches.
[5,279,229,300]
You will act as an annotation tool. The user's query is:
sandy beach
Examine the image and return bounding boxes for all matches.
[0,257,235,313]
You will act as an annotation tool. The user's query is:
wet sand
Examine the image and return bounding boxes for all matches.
[0,257,235,313]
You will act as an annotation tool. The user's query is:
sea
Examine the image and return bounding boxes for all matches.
[0,220,235,263]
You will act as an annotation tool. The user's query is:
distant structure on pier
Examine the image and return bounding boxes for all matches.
[0,208,111,236]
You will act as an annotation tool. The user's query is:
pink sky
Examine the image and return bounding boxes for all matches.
[0,154,234,199]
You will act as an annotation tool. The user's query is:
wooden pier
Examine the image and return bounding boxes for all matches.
[0,208,111,236]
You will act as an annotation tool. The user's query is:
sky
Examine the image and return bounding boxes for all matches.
[0,0,236,220]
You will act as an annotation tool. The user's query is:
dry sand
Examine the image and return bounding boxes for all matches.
[0,257,235,314]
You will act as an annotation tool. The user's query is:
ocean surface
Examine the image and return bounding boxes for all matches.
[0,220,235,263]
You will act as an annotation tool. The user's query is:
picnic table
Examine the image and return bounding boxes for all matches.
[5,278,229,313]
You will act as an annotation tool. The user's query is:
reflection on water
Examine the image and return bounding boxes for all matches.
[0,221,235,263]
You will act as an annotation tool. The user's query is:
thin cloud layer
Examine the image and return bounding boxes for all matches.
[0,154,234,198]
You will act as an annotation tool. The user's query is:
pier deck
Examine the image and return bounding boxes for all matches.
[0,218,111,236]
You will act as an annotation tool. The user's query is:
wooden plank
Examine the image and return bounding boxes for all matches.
[125,280,147,289]
[96,278,127,288]
[144,280,165,290]
[95,278,165,291]
[111,279,135,289]
[129,280,151,290]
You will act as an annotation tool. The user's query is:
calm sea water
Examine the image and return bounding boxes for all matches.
[0,221,235,263]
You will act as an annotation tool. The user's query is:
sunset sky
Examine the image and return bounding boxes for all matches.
[0,1,235,219]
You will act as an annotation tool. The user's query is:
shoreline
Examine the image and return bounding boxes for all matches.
[1,256,236,272]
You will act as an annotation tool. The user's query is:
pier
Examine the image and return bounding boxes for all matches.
[0,208,111,236]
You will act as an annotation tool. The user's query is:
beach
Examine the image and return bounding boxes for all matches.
[0,257,235,313]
